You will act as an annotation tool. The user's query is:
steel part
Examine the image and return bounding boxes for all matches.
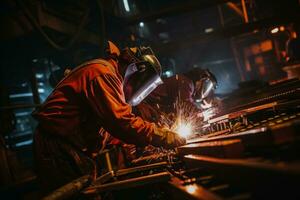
[42,175,91,200]
[91,171,114,186]
[116,161,168,177]
[131,151,175,165]
[104,151,113,173]
[168,176,222,200]
[178,139,244,158]
[187,127,269,145]
[184,154,300,181]
[83,172,170,194]
[208,102,278,124]
[189,120,300,148]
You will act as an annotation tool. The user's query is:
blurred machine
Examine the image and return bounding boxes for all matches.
[44,78,300,200]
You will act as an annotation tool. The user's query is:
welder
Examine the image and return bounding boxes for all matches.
[32,41,185,194]
[134,67,218,122]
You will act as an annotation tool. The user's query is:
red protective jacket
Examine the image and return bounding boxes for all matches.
[33,58,155,153]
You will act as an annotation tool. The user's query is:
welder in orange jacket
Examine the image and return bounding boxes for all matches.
[32,41,185,194]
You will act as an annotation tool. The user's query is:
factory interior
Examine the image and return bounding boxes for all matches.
[1,0,300,199]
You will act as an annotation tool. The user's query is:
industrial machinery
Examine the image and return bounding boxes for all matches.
[44,78,300,200]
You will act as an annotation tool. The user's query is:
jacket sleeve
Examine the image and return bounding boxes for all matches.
[85,71,155,147]
[177,78,200,112]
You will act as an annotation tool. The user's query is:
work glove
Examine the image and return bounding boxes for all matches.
[150,126,186,149]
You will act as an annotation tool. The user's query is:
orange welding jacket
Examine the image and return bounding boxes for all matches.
[33,58,155,153]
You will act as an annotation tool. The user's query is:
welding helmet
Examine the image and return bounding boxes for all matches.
[121,47,163,106]
[185,68,217,102]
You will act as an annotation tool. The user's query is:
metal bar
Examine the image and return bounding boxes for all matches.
[42,175,91,200]
[116,162,168,177]
[39,12,101,46]
[187,127,268,144]
[184,154,300,176]
[168,176,222,200]
[178,139,244,158]
[30,68,41,105]
[226,2,244,17]
[105,151,113,173]
[241,0,249,23]
[92,171,114,185]
[84,172,170,194]
[208,102,278,124]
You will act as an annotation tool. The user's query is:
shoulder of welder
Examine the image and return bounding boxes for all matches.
[78,58,118,81]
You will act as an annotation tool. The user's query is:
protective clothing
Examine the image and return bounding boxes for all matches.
[134,69,218,123]
[193,69,218,102]
[33,42,185,193]
[136,74,197,119]
[121,47,163,106]
[152,127,186,149]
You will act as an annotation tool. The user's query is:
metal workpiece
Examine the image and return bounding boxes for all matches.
[91,171,115,186]
[178,139,244,158]
[83,172,171,194]
[184,154,300,177]
[42,175,92,200]
[115,161,168,176]
[167,176,222,200]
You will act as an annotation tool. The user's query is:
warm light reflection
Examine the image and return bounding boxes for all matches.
[186,185,197,194]
[158,102,200,139]
[202,108,216,121]
[271,27,279,34]
[176,122,192,138]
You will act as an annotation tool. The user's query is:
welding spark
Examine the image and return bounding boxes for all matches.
[157,102,202,139]
[175,121,193,138]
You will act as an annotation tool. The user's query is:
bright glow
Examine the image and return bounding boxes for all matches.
[202,108,215,121]
[176,122,193,138]
[205,28,214,33]
[130,76,163,106]
[279,26,285,31]
[186,185,197,194]
[123,0,130,12]
[9,93,33,98]
[271,27,279,34]
[15,112,31,117]
[157,102,201,139]
[201,82,214,98]
[164,70,173,77]
[139,22,144,27]
[35,73,44,79]
[200,99,212,109]
[15,139,32,147]
[38,88,45,93]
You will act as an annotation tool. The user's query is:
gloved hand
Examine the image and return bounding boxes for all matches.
[150,126,186,149]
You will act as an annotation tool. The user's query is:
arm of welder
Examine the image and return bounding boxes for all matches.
[87,72,185,148]
[178,78,200,112]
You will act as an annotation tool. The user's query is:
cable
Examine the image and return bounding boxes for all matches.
[17,0,90,51]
